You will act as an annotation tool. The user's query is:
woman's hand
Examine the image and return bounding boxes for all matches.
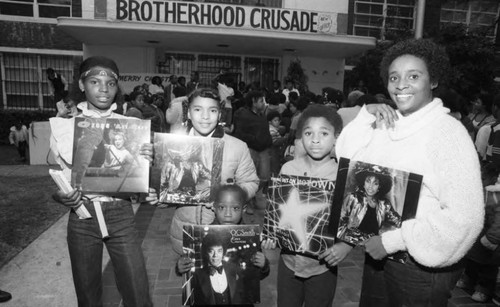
[365,104,399,129]
[318,242,353,267]
[139,143,154,162]
[362,235,388,260]
[52,188,83,209]
[251,251,266,268]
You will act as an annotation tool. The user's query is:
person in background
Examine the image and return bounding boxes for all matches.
[149,76,165,95]
[233,90,272,215]
[337,90,364,127]
[46,67,69,104]
[166,86,188,134]
[282,79,300,104]
[9,121,29,162]
[267,111,288,176]
[178,76,187,89]
[56,98,79,118]
[125,91,145,119]
[186,71,200,95]
[336,38,484,307]
[469,92,496,140]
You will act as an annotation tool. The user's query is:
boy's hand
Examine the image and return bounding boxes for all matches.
[141,188,159,206]
[139,143,154,162]
[251,251,266,268]
[261,239,277,250]
[365,103,398,129]
[362,236,388,260]
[177,256,194,275]
[53,188,83,209]
[318,242,353,267]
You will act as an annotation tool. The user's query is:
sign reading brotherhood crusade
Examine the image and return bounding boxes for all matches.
[110,0,337,35]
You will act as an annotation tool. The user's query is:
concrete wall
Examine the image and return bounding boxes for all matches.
[83,44,156,73]
[284,0,349,14]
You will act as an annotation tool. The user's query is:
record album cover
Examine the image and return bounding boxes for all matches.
[263,175,337,257]
[154,133,224,206]
[333,158,423,253]
[71,117,150,193]
[182,224,261,306]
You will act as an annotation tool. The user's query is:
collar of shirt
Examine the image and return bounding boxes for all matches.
[188,128,216,138]
[77,102,117,118]
[209,267,228,293]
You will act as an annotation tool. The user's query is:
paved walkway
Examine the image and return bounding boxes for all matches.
[0,164,496,307]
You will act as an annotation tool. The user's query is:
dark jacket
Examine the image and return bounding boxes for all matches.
[233,107,272,152]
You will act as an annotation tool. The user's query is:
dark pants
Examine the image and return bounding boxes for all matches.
[17,141,27,159]
[359,254,389,307]
[67,200,151,307]
[384,256,463,307]
[277,256,337,307]
[463,258,498,295]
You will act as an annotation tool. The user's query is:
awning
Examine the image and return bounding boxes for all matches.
[57,17,376,59]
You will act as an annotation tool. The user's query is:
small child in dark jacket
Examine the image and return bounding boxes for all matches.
[177,184,270,306]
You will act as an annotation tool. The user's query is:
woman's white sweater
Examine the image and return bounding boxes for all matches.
[336,98,484,268]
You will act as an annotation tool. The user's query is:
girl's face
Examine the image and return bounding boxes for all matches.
[301,117,337,161]
[270,117,281,129]
[79,74,118,112]
[188,97,221,136]
[133,94,145,109]
[214,191,244,225]
[364,175,380,197]
[114,134,125,149]
[387,55,436,116]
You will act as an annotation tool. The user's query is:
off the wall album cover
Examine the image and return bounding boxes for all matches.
[154,133,224,206]
[182,224,261,305]
[263,175,337,257]
[71,117,150,193]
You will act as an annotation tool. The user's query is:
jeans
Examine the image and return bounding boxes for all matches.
[383,256,463,307]
[249,148,270,210]
[67,200,151,307]
[359,254,389,307]
[277,257,337,307]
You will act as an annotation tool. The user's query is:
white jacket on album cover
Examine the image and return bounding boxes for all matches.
[336,98,484,268]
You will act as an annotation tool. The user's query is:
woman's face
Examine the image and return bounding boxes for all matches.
[387,55,436,116]
[134,94,145,109]
[364,175,380,197]
[114,134,125,149]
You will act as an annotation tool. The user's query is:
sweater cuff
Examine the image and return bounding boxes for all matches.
[381,229,406,255]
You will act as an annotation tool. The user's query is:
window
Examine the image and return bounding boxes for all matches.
[1,52,80,110]
[352,0,416,39]
[0,0,72,18]
[179,0,282,8]
[441,0,500,39]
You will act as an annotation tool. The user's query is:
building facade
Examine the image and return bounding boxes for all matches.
[0,0,499,110]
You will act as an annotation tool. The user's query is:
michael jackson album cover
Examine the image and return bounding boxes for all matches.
[333,158,423,261]
[154,133,224,206]
[71,117,150,193]
[263,175,337,257]
[182,224,262,306]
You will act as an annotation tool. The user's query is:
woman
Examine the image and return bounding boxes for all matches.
[469,93,495,139]
[337,164,401,246]
[335,39,484,306]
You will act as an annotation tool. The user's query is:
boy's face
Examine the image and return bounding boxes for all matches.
[301,117,337,161]
[188,97,221,136]
[269,117,280,129]
[79,73,118,112]
[214,190,244,225]
[207,245,224,267]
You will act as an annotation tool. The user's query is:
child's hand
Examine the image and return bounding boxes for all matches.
[318,242,353,267]
[141,188,158,206]
[139,143,154,162]
[177,256,194,275]
[261,239,277,250]
[53,188,83,209]
[251,251,266,268]
[365,103,398,129]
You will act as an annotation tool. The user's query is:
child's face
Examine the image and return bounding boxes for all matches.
[188,97,221,136]
[134,94,145,108]
[301,117,337,161]
[214,191,244,225]
[79,73,118,111]
[269,117,280,129]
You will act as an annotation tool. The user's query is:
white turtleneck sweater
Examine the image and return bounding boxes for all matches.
[336,98,484,268]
